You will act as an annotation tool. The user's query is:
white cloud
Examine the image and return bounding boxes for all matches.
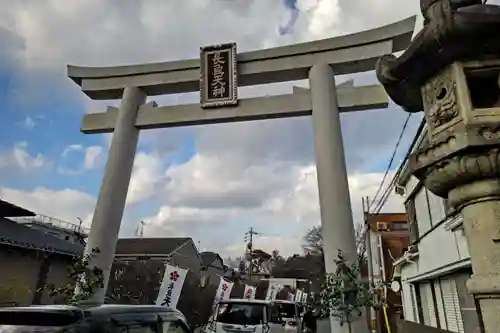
[0,142,49,172]
[61,144,82,157]
[22,116,36,129]
[142,156,405,257]
[13,142,45,170]
[126,152,165,205]
[59,144,104,174]
[83,146,103,170]
[0,187,96,228]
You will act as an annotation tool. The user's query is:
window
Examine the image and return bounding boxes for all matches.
[267,305,282,324]
[409,275,478,332]
[216,302,265,325]
[454,272,481,333]
[406,185,448,240]
[414,284,424,324]
[405,201,419,243]
[409,284,419,322]
[390,222,409,231]
[440,277,465,333]
[419,283,432,326]
[427,190,447,225]
[414,189,432,235]
[417,281,448,329]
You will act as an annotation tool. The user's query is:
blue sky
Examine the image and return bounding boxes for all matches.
[0,0,424,257]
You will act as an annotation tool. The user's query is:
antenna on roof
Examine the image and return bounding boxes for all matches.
[135,220,146,237]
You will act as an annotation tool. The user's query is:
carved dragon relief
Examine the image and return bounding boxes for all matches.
[422,66,459,129]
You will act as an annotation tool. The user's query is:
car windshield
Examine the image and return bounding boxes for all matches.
[215,302,264,326]
[276,303,295,319]
[0,326,63,333]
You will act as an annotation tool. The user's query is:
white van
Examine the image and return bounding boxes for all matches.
[273,300,302,333]
[205,299,286,333]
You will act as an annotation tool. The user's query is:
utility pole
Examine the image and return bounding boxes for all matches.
[245,227,259,280]
[364,197,378,333]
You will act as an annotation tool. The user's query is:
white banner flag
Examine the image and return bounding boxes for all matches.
[265,283,282,301]
[295,289,303,302]
[155,264,188,309]
[214,278,234,306]
[288,292,295,301]
[301,291,308,303]
[243,284,256,300]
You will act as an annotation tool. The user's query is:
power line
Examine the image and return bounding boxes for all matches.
[372,117,425,214]
[369,114,412,213]
[373,175,398,214]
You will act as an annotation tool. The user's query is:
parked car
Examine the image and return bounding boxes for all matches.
[205,299,285,333]
[0,304,190,333]
[273,300,302,333]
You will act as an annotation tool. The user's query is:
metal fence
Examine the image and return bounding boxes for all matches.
[10,214,90,234]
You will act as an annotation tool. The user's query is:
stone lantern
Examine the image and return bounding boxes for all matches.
[376,0,500,331]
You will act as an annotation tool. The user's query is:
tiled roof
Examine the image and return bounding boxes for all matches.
[0,217,84,256]
[200,251,222,266]
[115,237,192,256]
[0,199,35,218]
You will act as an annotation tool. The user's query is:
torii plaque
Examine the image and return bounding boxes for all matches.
[200,42,238,108]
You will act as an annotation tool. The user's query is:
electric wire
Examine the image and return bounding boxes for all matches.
[358,117,425,260]
[372,117,425,214]
[359,114,422,257]
[369,113,412,213]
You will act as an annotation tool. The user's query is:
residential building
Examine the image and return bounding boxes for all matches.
[365,212,410,333]
[200,251,225,274]
[200,251,227,285]
[108,237,215,327]
[10,214,89,245]
[113,237,203,270]
[393,123,483,333]
[0,199,84,306]
[107,237,206,303]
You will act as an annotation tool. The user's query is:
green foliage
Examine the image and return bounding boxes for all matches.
[49,247,104,303]
[319,250,373,329]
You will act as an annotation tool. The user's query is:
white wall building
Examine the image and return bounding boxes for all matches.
[393,122,483,333]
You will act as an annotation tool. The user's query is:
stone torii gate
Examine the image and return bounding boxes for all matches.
[68,16,415,332]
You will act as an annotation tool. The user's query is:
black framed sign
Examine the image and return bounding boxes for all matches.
[200,42,238,108]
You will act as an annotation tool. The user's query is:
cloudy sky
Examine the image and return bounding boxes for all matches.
[0,0,433,259]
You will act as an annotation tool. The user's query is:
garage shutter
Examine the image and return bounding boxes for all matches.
[420,283,437,327]
[441,278,465,333]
